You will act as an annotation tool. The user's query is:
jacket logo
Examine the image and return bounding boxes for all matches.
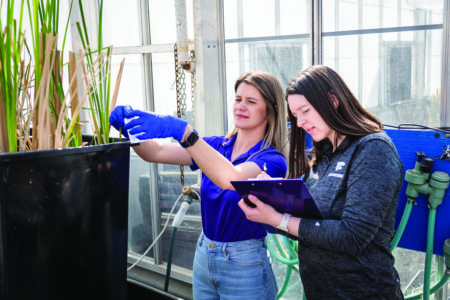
[335,162,345,171]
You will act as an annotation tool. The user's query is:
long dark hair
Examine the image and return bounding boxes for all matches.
[286,65,383,178]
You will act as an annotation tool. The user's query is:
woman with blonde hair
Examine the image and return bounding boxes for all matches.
[110,71,288,300]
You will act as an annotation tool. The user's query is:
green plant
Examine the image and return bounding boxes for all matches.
[75,0,124,145]
[0,0,124,153]
[0,0,25,153]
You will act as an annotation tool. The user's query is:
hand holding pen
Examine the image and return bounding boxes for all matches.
[257,163,271,179]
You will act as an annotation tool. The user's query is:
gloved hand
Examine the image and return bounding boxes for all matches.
[109,105,133,138]
[122,109,188,142]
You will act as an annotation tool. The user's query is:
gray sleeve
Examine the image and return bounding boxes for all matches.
[298,139,403,255]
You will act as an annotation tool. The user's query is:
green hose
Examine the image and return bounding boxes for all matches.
[391,198,414,251]
[423,208,436,300]
[405,273,450,300]
[164,227,178,292]
[266,235,299,265]
[282,236,298,258]
[266,234,300,299]
[277,264,294,298]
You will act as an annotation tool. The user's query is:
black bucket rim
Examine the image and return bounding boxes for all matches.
[0,140,132,162]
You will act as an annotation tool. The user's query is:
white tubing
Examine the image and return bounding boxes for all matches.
[172,200,191,228]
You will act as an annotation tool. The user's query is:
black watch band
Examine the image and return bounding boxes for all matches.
[179,129,199,148]
[276,228,298,240]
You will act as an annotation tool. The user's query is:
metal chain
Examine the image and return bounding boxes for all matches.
[180,72,187,119]
[175,45,187,120]
[190,50,196,127]
[174,43,185,185]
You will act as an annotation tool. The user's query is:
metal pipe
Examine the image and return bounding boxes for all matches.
[216,0,228,135]
[138,0,162,265]
[441,0,450,130]
[312,0,322,65]
[175,0,190,68]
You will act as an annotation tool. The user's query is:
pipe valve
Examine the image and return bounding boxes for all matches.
[182,183,200,201]
[172,184,200,228]
[428,171,450,208]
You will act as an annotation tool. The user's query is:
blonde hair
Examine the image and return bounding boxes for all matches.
[226,71,288,157]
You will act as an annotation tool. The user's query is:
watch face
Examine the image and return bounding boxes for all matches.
[187,130,199,145]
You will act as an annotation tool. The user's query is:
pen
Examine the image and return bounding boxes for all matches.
[263,163,267,173]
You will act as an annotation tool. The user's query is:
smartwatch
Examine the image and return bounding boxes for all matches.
[179,129,199,148]
[276,213,291,233]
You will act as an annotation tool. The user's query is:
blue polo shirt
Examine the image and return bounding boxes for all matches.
[190,134,287,242]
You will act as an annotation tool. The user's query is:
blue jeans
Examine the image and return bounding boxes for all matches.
[192,233,277,300]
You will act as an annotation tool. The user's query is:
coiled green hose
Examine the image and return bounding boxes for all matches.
[266,234,301,299]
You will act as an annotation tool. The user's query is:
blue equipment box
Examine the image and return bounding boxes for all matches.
[386,128,450,256]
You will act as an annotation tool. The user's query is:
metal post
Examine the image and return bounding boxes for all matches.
[441,0,450,130]
[217,0,228,134]
[312,0,322,65]
[138,0,162,265]
[192,0,226,136]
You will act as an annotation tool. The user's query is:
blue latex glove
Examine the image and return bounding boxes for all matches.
[122,109,188,142]
[109,105,133,138]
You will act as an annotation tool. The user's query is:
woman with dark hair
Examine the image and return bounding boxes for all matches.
[239,65,404,299]
[110,71,288,300]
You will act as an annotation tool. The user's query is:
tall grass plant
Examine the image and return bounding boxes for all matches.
[0,0,124,153]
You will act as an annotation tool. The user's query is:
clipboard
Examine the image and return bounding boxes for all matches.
[231,179,323,219]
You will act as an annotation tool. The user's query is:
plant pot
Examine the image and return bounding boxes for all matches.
[0,142,131,300]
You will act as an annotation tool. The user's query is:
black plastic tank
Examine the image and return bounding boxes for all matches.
[0,142,130,300]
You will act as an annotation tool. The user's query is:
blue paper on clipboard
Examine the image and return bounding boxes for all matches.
[231,178,323,219]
